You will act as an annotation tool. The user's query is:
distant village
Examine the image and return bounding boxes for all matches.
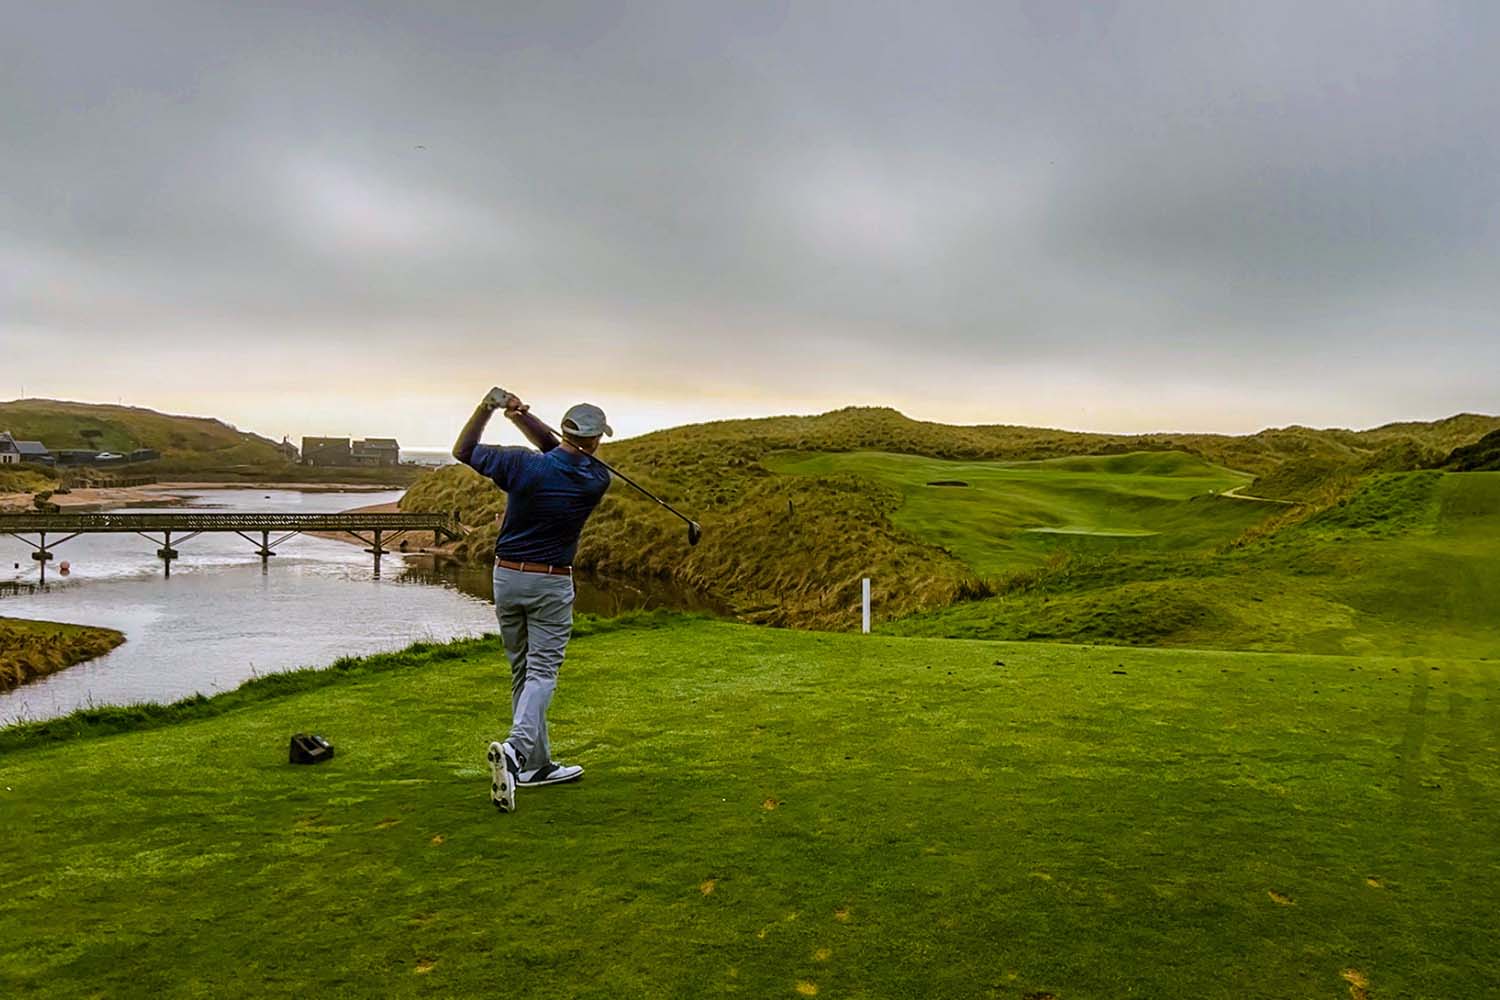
[0,431,158,468]
[1,431,402,468]
[296,437,402,468]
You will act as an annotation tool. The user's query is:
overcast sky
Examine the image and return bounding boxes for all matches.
[3,1,1497,445]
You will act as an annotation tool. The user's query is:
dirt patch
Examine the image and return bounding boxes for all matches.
[429,834,445,846]
[813,947,831,961]
[833,907,850,923]
[1267,890,1295,905]
[761,797,780,811]
[795,981,818,996]
[1023,992,1058,1000]
[1341,968,1370,1000]
[375,817,400,829]
[414,959,437,975]
[700,879,717,895]
[1365,877,1384,888]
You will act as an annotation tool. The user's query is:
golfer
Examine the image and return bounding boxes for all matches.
[452,387,613,812]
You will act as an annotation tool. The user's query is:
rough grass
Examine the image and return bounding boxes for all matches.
[0,468,56,494]
[1446,428,1500,471]
[1,617,1496,998]
[0,617,125,689]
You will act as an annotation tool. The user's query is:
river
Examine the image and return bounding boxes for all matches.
[0,487,715,724]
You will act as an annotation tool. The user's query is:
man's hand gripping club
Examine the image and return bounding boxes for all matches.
[453,387,555,464]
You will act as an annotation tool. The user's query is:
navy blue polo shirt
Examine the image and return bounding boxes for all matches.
[465,444,612,566]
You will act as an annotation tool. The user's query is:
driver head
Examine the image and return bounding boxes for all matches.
[688,521,703,546]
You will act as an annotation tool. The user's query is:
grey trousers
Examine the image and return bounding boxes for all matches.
[493,566,575,770]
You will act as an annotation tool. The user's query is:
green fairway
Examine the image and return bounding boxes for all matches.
[3,617,1496,998]
[893,471,1500,658]
[768,450,1267,578]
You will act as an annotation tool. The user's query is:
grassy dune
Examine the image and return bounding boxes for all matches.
[0,398,285,465]
[2,617,1495,998]
[405,408,1499,641]
[0,617,125,689]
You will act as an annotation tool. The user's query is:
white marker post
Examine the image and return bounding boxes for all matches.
[862,577,871,634]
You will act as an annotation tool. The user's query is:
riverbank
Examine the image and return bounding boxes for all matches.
[0,485,187,512]
[0,617,125,689]
[160,480,412,492]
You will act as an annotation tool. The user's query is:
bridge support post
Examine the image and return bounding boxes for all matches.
[367,528,384,578]
[158,530,179,577]
[30,532,54,563]
[257,529,274,560]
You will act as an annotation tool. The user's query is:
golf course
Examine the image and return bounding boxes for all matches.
[5,409,1500,997]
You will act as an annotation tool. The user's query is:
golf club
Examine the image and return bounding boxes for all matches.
[522,409,703,546]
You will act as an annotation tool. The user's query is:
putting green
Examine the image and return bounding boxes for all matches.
[768,450,1268,577]
[1023,526,1160,536]
[893,471,1500,658]
[2,617,1495,998]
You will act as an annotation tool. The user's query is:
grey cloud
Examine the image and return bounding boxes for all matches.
[3,1,1497,431]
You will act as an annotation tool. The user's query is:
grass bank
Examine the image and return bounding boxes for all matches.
[2,617,1495,998]
[403,407,1499,632]
[0,468,56,495]
[0,617,125,689]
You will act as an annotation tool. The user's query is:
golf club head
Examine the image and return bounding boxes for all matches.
[688,521,703,546]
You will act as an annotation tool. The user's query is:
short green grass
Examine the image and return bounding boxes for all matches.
[768,450,1264,578]
[766,450,1500,659]
[3,617,1496,998]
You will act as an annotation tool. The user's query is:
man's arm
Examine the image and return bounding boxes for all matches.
[452,389,504,465]
[507,407,560,453]
[453,388,560,467]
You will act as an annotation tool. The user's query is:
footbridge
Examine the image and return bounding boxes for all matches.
[0,511,460,577]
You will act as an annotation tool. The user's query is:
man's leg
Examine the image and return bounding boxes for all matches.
[507,573,574,772]
[488,567,535,812]
[493,567,531,727]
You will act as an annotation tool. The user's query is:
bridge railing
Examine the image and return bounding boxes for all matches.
[0,512,456,532]
[0,510,462,578]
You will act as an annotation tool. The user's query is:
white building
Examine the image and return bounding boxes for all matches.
[0,431,19,465]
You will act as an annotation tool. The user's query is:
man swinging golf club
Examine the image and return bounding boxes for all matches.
[453,387,613,812]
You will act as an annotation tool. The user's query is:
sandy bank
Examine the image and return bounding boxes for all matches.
[158,481,407,492]
[0,485,188,512]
